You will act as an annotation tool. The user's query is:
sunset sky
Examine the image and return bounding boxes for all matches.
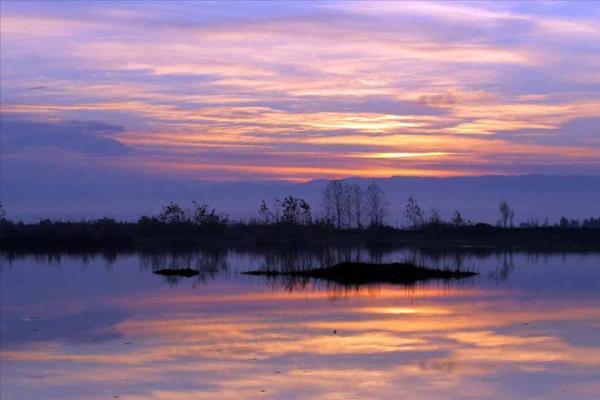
[1,1,600,182]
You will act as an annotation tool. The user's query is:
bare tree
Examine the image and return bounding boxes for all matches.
[280,196,312,225]
[350,183,364,229]
[159,202,186,224]
[499,201,511,228]
[322,180,350,229]
[321,184,334,225]
[343,186,352,229]
[405,196,425,228]
[191,201,226,226]
[260,198,282,223]
[259,200,274,225]
[299,199,312,225]
[366,182,387,226]
[451,210,465,227]
[428,208,443,226]
[192,201,210,225]
[259,197,312,226]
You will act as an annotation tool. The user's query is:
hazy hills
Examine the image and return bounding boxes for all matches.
[1,158,598,225]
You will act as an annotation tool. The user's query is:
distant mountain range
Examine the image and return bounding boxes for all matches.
[1,158,598,224]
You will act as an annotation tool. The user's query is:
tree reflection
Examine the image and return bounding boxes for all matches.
[139,249,228,285]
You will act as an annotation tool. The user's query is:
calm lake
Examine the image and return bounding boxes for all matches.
[1,247,599,399]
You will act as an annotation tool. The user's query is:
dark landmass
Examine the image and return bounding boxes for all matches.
[243,261,477,285]
[153,268,199,277]
[1,221,599,252]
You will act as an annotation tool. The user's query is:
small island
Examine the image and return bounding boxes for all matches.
[153,268,200,277]
[243,261,477,285]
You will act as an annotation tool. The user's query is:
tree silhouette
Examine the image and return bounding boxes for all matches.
[159,202,186,224]
[451,210,465,227]
[322,180,348,229]
[428,208,443,226]
[259,200,274,225]
[405,196,425,228]
[499,201,512,228]
[350,183,364,229]
[366,182,387,226]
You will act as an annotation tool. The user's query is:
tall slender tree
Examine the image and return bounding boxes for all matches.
[322,180,350,229]
[350,183,364,229]
[499,201,512,228]
[366,182,387,226]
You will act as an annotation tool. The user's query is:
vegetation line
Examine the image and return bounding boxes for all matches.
[1,180,599,251]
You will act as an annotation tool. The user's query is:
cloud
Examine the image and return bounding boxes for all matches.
[0,117,132,156]
[0,1,599,181]
[493,117,600,147]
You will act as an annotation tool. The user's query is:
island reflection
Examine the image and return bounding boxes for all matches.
[1,248,600,399]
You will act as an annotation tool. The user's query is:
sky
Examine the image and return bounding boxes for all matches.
[1,0,599,186]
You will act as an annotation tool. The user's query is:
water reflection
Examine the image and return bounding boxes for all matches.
[1,248,600,399]
[139,249,228,285]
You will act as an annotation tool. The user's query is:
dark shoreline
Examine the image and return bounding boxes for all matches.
[2,223,600,252]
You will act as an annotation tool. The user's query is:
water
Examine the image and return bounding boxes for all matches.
[1,247,599,399]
